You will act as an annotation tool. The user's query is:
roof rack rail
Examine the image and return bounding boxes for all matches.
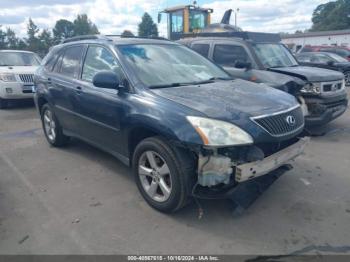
[61,35,111,44]
[182,31,281,43]
[61,34,170,44]
[105,35,170,41]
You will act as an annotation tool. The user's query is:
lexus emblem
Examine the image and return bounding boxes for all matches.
[286,115,296,126]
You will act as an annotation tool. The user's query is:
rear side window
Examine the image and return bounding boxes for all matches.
[53,52,64,73]
[82,46,122,82]
[60,46,84,79]
[44,51,60,71]
[213,44,250,66]
[191,44,210,57]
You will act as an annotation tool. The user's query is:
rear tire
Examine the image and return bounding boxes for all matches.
[132,136,196,213]
[0,98,8,109]
[40,103,70,147]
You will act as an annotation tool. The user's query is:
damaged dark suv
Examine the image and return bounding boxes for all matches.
[34,35,308,213]
[180,32,348,126]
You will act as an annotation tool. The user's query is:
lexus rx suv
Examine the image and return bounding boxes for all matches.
[34,35,308,213]
[0,50,41,109]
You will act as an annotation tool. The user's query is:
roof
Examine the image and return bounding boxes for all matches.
[181,31,281,43]
[281,29,350,39]
[0,49,35,53]
[60,35,175,46]
[161,5,212,13]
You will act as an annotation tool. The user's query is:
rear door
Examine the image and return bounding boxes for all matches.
[47,45,86,132]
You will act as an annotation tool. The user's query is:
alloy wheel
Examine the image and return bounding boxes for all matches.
[138,151,172,203]
[43,109,56,142]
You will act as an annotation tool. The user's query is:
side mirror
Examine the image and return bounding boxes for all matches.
[327,61,335,66]
[92,71,119,90]
[234,60,252,70]
[158,13,162,23]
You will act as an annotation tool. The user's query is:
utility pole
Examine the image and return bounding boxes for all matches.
[235,8,240,28]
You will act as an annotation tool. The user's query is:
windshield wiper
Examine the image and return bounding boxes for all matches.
[149,82,195,89]
[149,77,232,89]
[208,76,232,81]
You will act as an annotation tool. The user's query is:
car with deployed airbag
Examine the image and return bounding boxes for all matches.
[34,35,308,213]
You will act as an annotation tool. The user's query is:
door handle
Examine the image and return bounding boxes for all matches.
[76,86,82,94]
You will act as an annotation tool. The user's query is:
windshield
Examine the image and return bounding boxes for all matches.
[326,53,348,62]
[253,43,298,68]
[117,44,230,88]
[0,52,41,66]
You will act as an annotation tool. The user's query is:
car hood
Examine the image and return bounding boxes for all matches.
[0,66,38,74]
[334,62,350,68]
[269,66,344,82]
[151,79,298,122]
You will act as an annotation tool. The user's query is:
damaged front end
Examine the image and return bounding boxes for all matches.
[196,137,309,190]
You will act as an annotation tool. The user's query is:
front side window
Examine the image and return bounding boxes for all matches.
[253,43,298,68]
[0,52,40,66]
[213,44,250,67]
[117,44,230,88]
[312,54,332,63]
[60,46,84,78]
[82,46,121,82]
[171,11,183,33]
[297,54,311,63]
[191,44,210,57]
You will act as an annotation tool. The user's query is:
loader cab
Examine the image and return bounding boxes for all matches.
[159,5,213,40]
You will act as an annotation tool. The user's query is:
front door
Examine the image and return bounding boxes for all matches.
[74,45,128,155]
[211,42,256,80]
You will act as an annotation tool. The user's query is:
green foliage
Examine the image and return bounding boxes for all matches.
[73,14,99,36]
[138,13,158,37]
[0,26,7,49]
[38,29,53,56]
[0,14,100,56]
[311,0,350,31]
[26,18,41,52]
[53,19,74,43]
[121,30,135,37]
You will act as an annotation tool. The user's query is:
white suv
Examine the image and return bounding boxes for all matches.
[0,50,41,109]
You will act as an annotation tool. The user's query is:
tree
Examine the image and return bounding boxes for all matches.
[26,18,41,52]
[5,28,20,49]
[53,19,74,43]
[73,14,99,36]
[138,13,158,37]
[121,30,134,37]
[38,29,53,56]
[0,26,6,49]
[311,0,350,31]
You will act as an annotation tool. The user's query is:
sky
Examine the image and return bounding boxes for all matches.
[0,0,328,38]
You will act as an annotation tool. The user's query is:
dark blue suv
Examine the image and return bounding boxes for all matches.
[34,35,308,213]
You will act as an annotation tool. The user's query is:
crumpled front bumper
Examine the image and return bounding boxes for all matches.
[235,137,310,183]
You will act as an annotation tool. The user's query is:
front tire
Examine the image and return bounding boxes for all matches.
[132,136,195,213]
[40,104,69,147]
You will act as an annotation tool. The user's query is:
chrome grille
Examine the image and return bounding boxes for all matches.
[18,74,34,83]
[321,80,344,93]
[251,106,304,137]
